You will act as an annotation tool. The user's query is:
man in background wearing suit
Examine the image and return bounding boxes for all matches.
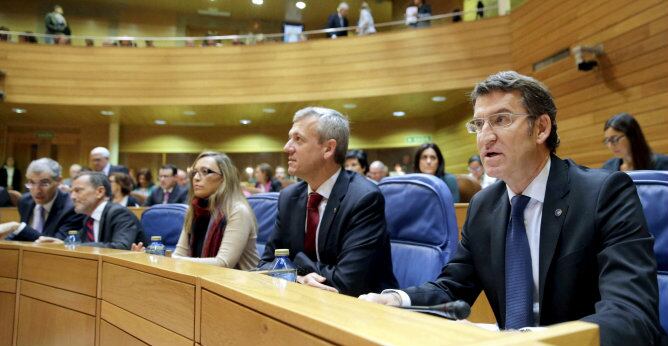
[37,172,144,250]
[89,147,128,176]
[0,158,83,241]
[326,2,349,38]
[360,71,663,345]
[259,107,397,297]
[144,164,188,206]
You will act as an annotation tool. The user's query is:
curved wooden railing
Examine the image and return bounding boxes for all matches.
[0,241,598,345]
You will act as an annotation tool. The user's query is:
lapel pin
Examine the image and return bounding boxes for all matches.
[554,209,562,217]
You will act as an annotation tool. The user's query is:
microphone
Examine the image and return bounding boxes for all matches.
[400,300,471,320]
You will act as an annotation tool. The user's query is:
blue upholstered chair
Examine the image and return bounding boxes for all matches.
[247,192,279,257]
[378,174,459,288]
[140,203,188,251]
[627,170,668,333]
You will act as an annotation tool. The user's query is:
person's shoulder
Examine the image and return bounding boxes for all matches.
[278,180,306,199]
[347,170,380,193]
[601,157,621,171]
[652,153,668,170]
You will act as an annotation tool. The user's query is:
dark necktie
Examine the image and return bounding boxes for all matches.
[505,194,533,329]
[85,218,95,242]
[304,192,323,259]
[163,190,171,204]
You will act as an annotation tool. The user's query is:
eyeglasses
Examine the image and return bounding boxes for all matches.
[188,167,223,179]
[602,135,625,146]
[25,180,54,189]
[465,112,531,134]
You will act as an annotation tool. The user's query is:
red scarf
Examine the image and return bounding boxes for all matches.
[189,198,227,258]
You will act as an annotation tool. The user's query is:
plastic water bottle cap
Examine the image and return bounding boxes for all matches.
[151,236,162,241]
[274,249,290,257]
[68,230,78,235]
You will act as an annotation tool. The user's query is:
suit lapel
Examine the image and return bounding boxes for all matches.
[22,198,36,224]
[291,184,308,254]
[44,191,63,231]
[98,202,112,242]
[317,171,349,254]
[490,186,510,321]
[538,156,570,308]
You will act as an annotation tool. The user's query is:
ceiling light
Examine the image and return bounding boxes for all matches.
[252,0,264,4]
[393,111,406,117]
[431,96,447,102]
[183,110,196,116]
[240,119,252,125]
[154,120,167,125]
[343,103,357,109]
[100,110,114,116]
[12,108,26,114]
[262,108,276,114]
[295,1,306,9]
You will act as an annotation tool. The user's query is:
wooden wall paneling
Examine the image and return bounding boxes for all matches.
[100,262,195,340]
[19,281,96,316]
[99,320,148,346]
[20,251,98,296]
[100,301,191,346]
[0,250,19,279]
[0,292,15,346]
[16,296,95,346]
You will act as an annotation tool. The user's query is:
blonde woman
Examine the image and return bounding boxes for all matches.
[134,152,259,269]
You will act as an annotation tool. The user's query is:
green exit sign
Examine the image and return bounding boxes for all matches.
[35,131,54,139]
[405,135,432,144]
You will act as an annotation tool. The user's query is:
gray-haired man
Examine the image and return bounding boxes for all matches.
[259,107,397,296]
[0,158,84,241]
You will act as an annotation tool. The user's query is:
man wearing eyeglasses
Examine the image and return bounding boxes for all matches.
[144,164,188,206]
[0,158,84,241]
[360,71,662,345]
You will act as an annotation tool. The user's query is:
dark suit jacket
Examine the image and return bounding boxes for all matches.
[405,155,662,345]
[9,190,84,241]
[144,184,188,206]
[326,13,349,37]
[260,169,398,296]
[0,187,12,207]
[601,153,668,171]
[108,165,129,175]
[80,202,145,250]
[0,167,22,191]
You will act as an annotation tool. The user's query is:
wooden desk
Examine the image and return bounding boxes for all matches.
[0,242,599,346]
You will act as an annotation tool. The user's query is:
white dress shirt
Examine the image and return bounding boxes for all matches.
[89,201,108,242]
[388,158,551,327]
[102,163,111,176]
[306,168,341,262]
[15,193,58,235]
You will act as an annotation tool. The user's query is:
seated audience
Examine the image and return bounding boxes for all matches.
[144,164,188,206]
[413,143,460,202]
[356,2,376,36]
[0,26,9,42]
[259,107,397,296]
[360,71,663,345]
[468,155,497,188]
[368,160,388,182]
[136,152,259,270]
[345,149,377,184]
[254,163,282,193]
[601,112,668,171]
[0,157,22,191]
[37,172,144,249]
[89,147,129,176]
[110,173,140,207]
[0,158,83,241]
[19,32,38,44]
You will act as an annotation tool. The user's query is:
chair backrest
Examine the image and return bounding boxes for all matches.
[627,170,668,333]
[456,174,482,203]
[140,204,188,251]
[627,171,668,269]
[378,174,458,288]
[247,192,279,256]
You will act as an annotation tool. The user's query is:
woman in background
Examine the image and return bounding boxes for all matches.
[602,112,668,171]
[357,2,376,35]
[110,173,140,207]
[134,151,259,270]
[467,155,497,189]
[254,163,282,193]
[413,143,460,202]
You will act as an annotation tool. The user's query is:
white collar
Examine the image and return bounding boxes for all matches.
[307,168,341,200]
[90,200,108,222]
[103,163,111,175]
[506,158,551,203]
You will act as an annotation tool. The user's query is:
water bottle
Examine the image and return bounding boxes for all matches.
[268,249,297,282]
[64,230,79,249]
[146,236,166,256]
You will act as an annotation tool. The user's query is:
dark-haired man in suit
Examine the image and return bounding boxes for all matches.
[360,71,663,345]
[144,164,188,206]
[0,158,83,241]
[259,107,397,297]
[37,172,144,250]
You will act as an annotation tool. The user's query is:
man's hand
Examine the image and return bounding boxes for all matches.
[35,236,63,244]
[297,272,339,293]
[131,242,145,252]
[358,292,402,306]
[0,222,20,238]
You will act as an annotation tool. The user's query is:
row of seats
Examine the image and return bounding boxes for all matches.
[139,172,668,334]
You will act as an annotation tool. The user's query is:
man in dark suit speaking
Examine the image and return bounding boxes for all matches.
[360,71,663,345]
[37,172,144,250]
[259,107,397,296]
[0,158,83,241]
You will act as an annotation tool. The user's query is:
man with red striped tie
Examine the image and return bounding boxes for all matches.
[37,171,145,250]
